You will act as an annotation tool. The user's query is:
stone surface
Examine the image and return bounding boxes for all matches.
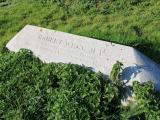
[6,25,160,90]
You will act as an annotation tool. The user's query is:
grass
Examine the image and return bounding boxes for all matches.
[0,0,160,63]
[1,1,160,119]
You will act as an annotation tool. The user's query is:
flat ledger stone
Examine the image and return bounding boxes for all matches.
[6,25,160,90]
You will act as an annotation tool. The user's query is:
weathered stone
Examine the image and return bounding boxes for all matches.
[6,25,160,90]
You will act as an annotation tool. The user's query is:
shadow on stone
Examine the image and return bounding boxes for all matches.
[121,65,143,101]
[121,85,133,102]
[121,64,154,101]
[121,64,148,84]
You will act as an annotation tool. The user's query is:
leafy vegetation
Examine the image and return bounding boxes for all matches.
[0,49,160,120]
[0,0,160,63]
[0,0,160,119]
[110,61,123,82]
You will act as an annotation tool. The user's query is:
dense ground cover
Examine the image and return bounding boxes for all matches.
[1,0,160,119]
[0,0,160,63]
[0,48,160,120]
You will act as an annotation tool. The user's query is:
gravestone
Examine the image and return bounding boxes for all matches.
[6,25,160,90]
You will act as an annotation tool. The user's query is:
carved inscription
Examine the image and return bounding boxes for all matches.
[38,33,109,71]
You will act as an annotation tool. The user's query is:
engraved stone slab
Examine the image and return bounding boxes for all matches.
[6,25,160,90]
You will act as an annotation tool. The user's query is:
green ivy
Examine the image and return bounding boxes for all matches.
[0,49,160,120]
